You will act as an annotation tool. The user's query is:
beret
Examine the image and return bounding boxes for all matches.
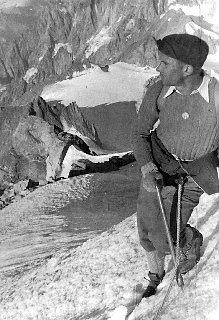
[156,34,209,68]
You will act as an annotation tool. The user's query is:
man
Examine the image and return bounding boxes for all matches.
[132,33,219,298]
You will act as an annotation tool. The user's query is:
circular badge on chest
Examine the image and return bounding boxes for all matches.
[182,112,189,119]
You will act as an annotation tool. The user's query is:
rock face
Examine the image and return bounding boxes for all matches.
[0,0,167,105]
[1,0,219,107]
[12,116,63,182]
[0,96,101,189]
[0,0,219,191]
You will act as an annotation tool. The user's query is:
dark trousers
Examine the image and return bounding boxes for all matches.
[137,176,204,254]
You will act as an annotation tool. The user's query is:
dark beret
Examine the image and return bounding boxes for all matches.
[156,34,209,68]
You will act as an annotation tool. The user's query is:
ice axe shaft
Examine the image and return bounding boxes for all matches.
[155,179,184,287]
[155,180,176,265]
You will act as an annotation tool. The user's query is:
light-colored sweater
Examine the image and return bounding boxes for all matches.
[132,77,219,169]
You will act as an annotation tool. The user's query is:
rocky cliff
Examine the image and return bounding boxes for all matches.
[0,0,168,104]
[0,96,102,189]
[1,0,218,105]
[0,0,165,190]
[0,0,219,195]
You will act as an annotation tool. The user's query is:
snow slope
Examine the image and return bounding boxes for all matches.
[41,63,158,108]
[1,186,219,320]
[0,0,30,10]
[2,3,219,319]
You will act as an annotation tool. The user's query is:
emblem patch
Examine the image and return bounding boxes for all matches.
[182,112,189,119]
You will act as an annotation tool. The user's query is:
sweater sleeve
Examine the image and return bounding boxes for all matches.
[131,80,163,168]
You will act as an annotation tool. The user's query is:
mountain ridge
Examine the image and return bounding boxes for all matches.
[0,0,219,193]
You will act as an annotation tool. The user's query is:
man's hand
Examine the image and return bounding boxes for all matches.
[141,162,163,192]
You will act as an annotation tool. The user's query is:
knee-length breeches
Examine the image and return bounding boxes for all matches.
[137,176,204,253]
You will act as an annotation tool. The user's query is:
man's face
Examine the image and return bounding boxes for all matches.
[156,52,185,86]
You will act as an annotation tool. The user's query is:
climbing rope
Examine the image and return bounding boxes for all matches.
[195,218,199,320]
[175,178,184,285]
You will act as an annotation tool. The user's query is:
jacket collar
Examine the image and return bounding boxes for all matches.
[163,73,211,102]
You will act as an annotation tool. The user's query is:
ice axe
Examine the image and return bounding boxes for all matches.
[155,178,184,288]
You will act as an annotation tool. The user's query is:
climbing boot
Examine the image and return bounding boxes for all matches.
[142,271,165,298]
[178,225,203,274]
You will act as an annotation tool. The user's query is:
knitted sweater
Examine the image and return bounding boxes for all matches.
[132,77,219,168]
